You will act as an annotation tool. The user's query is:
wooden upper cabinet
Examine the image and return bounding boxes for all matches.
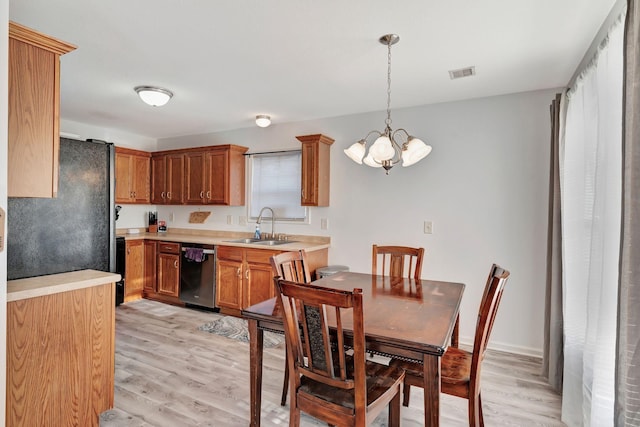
[115,147,151,204]
[184,145,248,206]
[8,21,76,198]
[151,152,184,204]
[296,134,334,206]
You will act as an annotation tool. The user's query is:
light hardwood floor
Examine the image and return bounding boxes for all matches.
[100,299,565,427]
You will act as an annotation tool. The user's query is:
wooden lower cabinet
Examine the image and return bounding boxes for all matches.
[216,246,279,313]
[124,239,144,302]
[156,241,181,299]
[7,283,115,426]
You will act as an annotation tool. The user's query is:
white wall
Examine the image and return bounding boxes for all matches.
[1,0,10,423]
[156,89,556,356]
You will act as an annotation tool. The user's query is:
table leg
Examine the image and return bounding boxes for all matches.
[248,319,264,427]
[422,354,441,427]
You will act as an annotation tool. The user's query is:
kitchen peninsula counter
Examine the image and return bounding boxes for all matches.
[7,269,118,426]
[7,269,121,301]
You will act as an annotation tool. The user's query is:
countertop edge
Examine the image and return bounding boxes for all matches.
[8,269,121,302]
[120,232,330,252]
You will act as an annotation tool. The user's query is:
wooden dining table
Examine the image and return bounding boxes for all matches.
[241,271,465,427]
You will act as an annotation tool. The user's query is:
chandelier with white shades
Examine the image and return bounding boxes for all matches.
[344,34,432,175]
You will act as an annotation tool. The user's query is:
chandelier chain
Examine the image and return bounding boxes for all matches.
[385,40,392,128]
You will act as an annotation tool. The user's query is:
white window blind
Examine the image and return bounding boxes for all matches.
[249,151,306,221]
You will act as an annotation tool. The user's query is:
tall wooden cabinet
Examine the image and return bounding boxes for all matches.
[8,21,76,198]
[115,147,151,204]
[143,240,157,294]
[296,134,334,206]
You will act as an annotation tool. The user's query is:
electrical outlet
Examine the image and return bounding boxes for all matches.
[169,212,175,222]
[423,220,433,234]
[239,216,247,226]
[227,215,233,225]
[321,218,329,230]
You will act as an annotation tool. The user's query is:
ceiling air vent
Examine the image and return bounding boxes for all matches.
[448,66,476,80]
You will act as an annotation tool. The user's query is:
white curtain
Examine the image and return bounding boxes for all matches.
[560,12,624,427]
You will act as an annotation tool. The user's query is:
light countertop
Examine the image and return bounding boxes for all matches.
[118,229,331,252]
[7,269,121,302]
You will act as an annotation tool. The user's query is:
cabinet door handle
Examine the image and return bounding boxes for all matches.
[301,189,305,198]
[130,191,134,198]
[174,260,179,268]
[206,191,211,199]
[237,268,241,277]
[200,191,204,198]
[167,192,172,199]
[161,191,166,199]
[245,270,249,280]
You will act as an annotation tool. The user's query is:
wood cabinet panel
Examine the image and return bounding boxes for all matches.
[8,22,76,198]
[216,258,243,309]
[206,150,227,204]
[157,253,180,297]
[125,240,144,302]
[185,151,207,204]
[152,153,185,204]
[296,134,334,206]
[245,262,275,308]
[7,283,114,426]
[143,240,157,293]
[115,147,151,204]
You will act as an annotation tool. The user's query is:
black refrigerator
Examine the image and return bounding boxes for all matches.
[7,138,116,281]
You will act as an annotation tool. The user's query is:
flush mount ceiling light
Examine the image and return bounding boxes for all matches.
[344,34,432,175]
[134,86,173,107]
[255,115,271,128]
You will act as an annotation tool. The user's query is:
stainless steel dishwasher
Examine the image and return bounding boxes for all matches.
[179,244,217,310]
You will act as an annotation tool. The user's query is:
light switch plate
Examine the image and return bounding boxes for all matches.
[321,218,328,230]
[423,220,433,234]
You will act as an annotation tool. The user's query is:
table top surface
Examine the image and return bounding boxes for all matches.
[242,271,465,356]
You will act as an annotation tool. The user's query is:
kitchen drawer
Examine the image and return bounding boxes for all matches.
[158,241,180,254]
[245,248,280,265]
[217,245,243,262]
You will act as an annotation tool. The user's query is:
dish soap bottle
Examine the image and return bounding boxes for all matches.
[254,224,261,239]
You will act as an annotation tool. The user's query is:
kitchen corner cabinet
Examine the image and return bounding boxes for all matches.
[296,134,334,206]
[215,246,279,312]
[124,239,144,302]
[157,241,181,297]
[151,152,185,204]
[185,145,248,205]
[8,21,76,198]
[115,147,151,204]
[143,240,157,294]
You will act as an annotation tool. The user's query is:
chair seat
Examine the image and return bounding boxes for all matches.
[390,346,472,386]
[299,360,405,411]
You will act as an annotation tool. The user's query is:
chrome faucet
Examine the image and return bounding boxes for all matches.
[256,207,275,240]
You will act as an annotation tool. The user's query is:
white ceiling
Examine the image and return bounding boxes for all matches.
[9,0,617,140]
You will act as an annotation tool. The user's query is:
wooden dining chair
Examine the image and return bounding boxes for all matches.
[270,250,312,406]
[372,244,424,280]
[390,263,510,427]
[275,277,405,427]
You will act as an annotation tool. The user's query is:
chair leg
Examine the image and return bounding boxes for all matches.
[468,391,481,427]
[402,382,411,407]
[280,356,289,406]
[478,392,485,427]
[389,388,401,427]
[451,314,460,348]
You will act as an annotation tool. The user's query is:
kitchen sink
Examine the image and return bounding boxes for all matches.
[226,238,262,244]
[254,240,296,246]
